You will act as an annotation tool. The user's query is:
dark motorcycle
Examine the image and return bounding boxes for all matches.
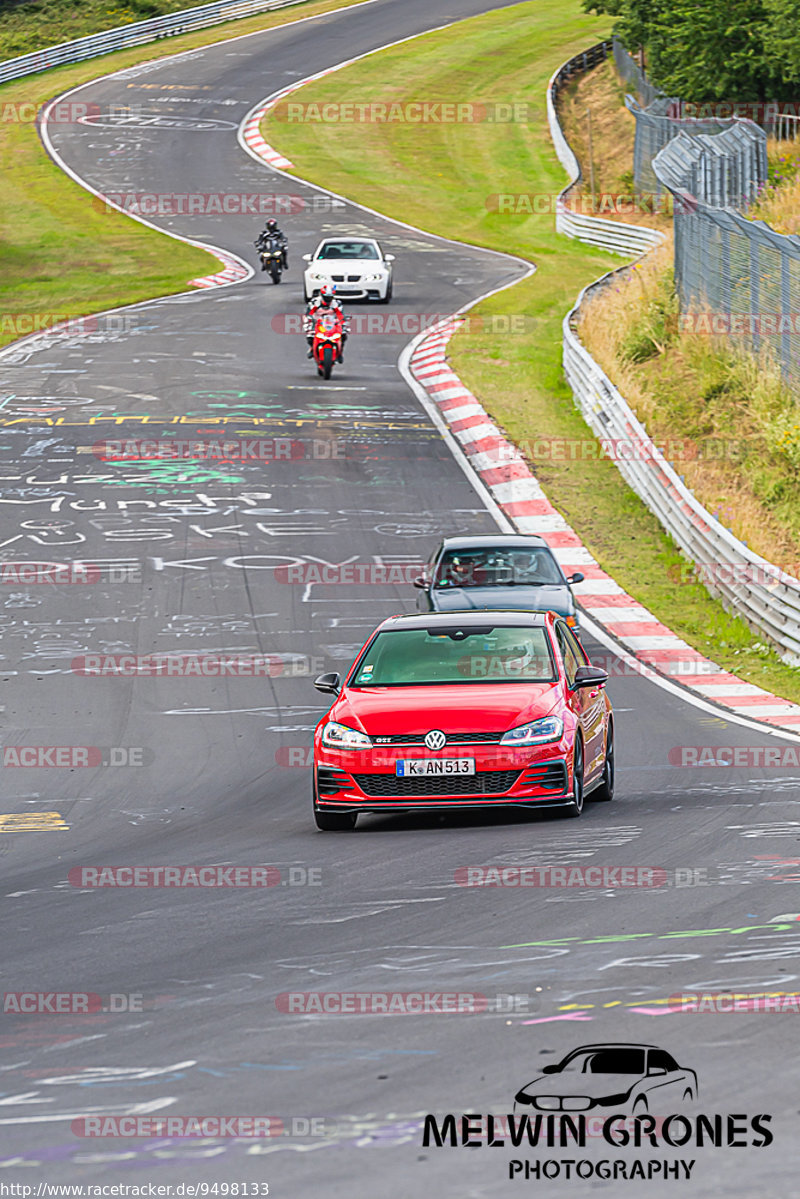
[256,234,284,284]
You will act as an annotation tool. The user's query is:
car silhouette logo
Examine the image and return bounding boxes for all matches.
[425,730,447,750]
[514,1043,698,1116]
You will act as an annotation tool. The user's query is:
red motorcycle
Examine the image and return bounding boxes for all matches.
[311,309,347,379]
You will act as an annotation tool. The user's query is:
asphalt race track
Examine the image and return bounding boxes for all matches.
[1,1,800,1193]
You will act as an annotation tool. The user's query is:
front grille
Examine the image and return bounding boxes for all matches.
[347,274,361,282]
[371,732,503,746]
[317,766,352,797]
[519,761,568,791]
[352,770,521,797]
[331,274,344,282]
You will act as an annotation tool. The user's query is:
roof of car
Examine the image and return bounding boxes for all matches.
[316,236,379,245]
[563,1043,662,1052]
[439,535,550,551]
[379,610,552,630]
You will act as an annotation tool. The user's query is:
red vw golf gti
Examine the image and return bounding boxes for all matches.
[311,611,613,831]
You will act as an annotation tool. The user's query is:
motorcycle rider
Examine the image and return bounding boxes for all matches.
[255,217,288,270]
[304,283,349,362]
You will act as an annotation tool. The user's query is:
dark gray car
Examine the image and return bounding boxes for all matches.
[414,535,584,629]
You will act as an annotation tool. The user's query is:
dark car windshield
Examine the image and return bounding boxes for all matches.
[558,1049,646,1075]
[434,547,564,589]
[316,241,379,260]
[350,625,557,686]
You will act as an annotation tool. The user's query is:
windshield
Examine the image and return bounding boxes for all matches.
[317,241,379,260]
[350,625,557,686]
[434,547,564,589]
[558,1049,646,1075]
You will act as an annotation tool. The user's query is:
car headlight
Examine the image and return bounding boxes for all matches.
[309,271,328,281]
[364,273,384,281]
[321,721,372,750]
[500,716,564,746]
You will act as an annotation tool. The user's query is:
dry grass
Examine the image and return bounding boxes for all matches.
[558,57,672,230]
[748,136,800,234]
[579,241,800,567]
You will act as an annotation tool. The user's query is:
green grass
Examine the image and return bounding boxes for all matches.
[264,0,800,702]
[0,0,192,58]
[0,0,369,350]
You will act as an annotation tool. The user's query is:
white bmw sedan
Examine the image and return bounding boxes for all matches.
[302,237,394,303]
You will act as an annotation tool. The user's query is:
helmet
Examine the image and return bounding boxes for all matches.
[265,218,278,233]
[319,283,336,307]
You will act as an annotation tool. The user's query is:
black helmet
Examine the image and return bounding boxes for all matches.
[265,218,278,233]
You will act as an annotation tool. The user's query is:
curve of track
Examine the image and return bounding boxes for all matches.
[1,2,799,1193]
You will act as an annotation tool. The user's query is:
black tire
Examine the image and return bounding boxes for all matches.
[270,265,281,284]
[632,1096,648,1115]
[313,780,356,831]
[592,721,615,802]
[378,280,393,304]
[565,736,584,818]
[682,1088,694,1103]
[314,806,357,831]
[322,345,334,380]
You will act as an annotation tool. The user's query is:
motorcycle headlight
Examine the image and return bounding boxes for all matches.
[500,716,563,746]
[321,721,372,750]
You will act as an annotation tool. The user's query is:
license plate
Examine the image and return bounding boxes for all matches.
[396,758,475,777]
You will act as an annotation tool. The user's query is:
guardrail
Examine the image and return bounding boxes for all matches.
[546,41,665,257]
[0,0,303,85]
[563,281,800,661]
[548,47,800,661]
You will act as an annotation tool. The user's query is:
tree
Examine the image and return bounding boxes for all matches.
[585,0,787,100]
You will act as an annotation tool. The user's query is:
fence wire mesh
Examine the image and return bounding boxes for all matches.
[650,126,800,391]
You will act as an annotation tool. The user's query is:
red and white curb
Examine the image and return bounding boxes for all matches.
[190,247,251,288]
[409,320,800,734]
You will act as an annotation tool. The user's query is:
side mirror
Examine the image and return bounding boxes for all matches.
[302,253,312,262]
[384,254,396,262]
[572,664,608,689]
[541,1064,559,1075]
[567,572,585,585]
[413,576,430,590]
[314,671,341,695]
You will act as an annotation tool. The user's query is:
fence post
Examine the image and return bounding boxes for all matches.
[750,237,761,355]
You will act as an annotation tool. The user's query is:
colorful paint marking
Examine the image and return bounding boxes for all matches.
[0,812,69,832]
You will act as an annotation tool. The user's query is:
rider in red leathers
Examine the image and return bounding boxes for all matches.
[304,283,349,362]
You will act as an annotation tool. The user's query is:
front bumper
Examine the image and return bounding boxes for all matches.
[305,273,388,301]
[313,744,571,813]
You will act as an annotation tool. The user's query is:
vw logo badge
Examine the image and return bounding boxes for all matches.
[425,729,446,751]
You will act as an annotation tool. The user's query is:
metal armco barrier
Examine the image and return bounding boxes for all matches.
[563,285,800,661]
[0,0,303,84]
[550,46,800,661]
[546,43,665,256]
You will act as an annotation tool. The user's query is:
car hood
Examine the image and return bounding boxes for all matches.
[330,684,560,736]
[431,586,572,615]
[517,1073,640,1102]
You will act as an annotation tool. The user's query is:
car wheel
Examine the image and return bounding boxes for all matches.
[682,1088,694,1102]
[313,778,357,831]
[565,737,584,817]
[314,807,357,831]
[378,280,393,304]
[592,721,614,802]
[632,1096,648,1114]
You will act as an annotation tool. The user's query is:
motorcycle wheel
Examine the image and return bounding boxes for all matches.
[322,346,334,380]
[270,265,281,284]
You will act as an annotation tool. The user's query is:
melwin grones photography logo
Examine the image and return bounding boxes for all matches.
[421,1043,774,1183]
